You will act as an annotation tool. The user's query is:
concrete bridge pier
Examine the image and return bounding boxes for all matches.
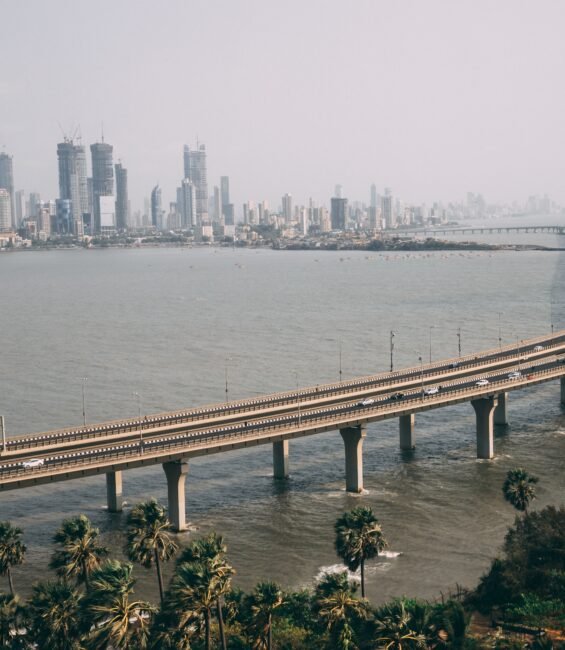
[399,414,415,450]
[561,377,565,405]
[106,471,123,512]
[471,396,498,459]
[494,392,508,426]
[163,460,189,532]
[340,425,366,493]
[273,440,289,479]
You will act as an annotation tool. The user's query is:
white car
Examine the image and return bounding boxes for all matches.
[508,371,521,379]
[22,458,45,469]
[358,398,375,407]
[423,387,439,395]
[533,345,544,352]
[475,379,489,386]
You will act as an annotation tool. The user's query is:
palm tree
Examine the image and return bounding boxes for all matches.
[175,532,234,650]
[50,515,108,588]
[0,521,26,595]
[502,467,539,515]
[27,580,84,650]
[125,499,178,605]
[82,560,155,650]
[371,599,427,650]
[335,506,387,598]
[0,592,30,649]
[166,559,219,650]
[317,587,368,650]
[250,581,284,650]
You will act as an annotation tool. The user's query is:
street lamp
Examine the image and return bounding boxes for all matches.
[498,312,503,350]
[390,330,395,372]
[418,356,424,401]
[457,327,462,357]
[338,340,343,383]
[295,372,301,426]
[132,392,141,417]
[225,357,231,404]
[0,416,5,455]
[429,326,434,364]
[82,377,87,426]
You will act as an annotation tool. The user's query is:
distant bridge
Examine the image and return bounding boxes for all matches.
[2,332,565,530]
[389,225,565,237]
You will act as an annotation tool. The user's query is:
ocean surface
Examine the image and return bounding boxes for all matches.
[1,215,564,603]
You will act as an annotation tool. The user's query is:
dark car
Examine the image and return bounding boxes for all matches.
[389,392,404,400]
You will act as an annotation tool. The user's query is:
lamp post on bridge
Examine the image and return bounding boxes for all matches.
[457,328,462,357]
[295,372,301,426]
[390,330,395,373]
[0,416,5,455]
[498,312,503,350]
[225,357,231,404]
[418,356,424,401]
[81,377,87,427]
[132,392,143,452]
[429,326,434,364]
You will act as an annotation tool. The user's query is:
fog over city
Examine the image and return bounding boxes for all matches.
[1,0,565,210]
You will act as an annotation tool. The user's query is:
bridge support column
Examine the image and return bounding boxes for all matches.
[399,414,415,450]
[106,471,123,513]
[163,460,189,532]
[561,377,565,405]
[494,392,508,426]
[273,440,289,479]
[471,397,498,459]
[340,425,366,493]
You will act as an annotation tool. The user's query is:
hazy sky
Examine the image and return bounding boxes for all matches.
[2,0,565,212]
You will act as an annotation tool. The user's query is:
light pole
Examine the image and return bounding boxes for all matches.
[339,340,342,383]
[225,357,231,404]
[429,326,434,364]
[132,392,141,417]
[295,372,301,426]
[498,312,502,350]
[457,328,461,357]
[0,416,5,455]
[390,330,395,372]
[418,356,424,401]
[82,377,87,426]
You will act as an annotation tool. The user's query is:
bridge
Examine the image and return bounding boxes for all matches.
[388,225,565,237]
[2,331,565,531]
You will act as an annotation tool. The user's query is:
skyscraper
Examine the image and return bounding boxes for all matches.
[114,162,128,231]
[282,193,292,222]
[151,185,162,229]
[381,189,393,229]
[90,142,114,233]
[220,176,230,210]
[331,197,348,230]
[178,178,196,228]
[15,190,24,227]
[370,184,378,208]
[0,189,11,231]
[0,153,15,228]
[57,140,88,225]
[183,143,209,225]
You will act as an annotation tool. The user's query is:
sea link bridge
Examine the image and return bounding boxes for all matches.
[2,332,565,531]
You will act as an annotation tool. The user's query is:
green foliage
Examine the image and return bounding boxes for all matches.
[50,515,108,587]
[0,593,30,649]
[27,580,83,650]
[504,593,565,627]
[502,468,539,513]
[335,507,387,598]
[0,521,26,595]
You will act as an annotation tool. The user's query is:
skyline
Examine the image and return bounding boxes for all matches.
[2,0,565,210]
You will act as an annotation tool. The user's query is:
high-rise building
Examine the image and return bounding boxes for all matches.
[114,163,128,231]
[15,190,24,227]
[220,176,230,210]
[28,192,41,219]
[0,153,15,228]
[99,195,116,234]
[57,140,88,225]
[334,184,343,199]
[0,189,11,231]
[151,185,162,229]
[213,186,221,223]
[183,143,209,225]
[178,178,196,228]
[370,184,378,208]
[331,197,348,230]
[90,142,114,233]
[381,192,393,229]
[55,199,73,234]
[282,193,292,222]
